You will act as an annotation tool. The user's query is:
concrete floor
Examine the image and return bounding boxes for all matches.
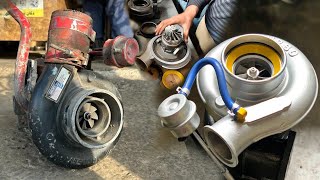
[0,58,224,179]
[0,0,320,179]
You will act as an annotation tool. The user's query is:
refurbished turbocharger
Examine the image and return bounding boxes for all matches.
[158,34,318,167]
[137,25,192,89]
[136,24,191,70]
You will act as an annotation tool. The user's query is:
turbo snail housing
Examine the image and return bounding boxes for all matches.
[158,34,318,167]
[128,0,158,21]
[28,10,124,168]
[136,25,191,70]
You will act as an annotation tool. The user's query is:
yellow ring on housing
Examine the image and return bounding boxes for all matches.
[225,43,282,76]
[162,70,185,89]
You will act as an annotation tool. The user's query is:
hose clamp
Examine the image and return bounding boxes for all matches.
[231,103,240,113]
[228,103,240,117]
[176,87,190,96]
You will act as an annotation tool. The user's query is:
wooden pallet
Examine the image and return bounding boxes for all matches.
[0,0,68,41]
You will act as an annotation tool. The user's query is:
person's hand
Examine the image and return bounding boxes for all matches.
[155,5,199,42]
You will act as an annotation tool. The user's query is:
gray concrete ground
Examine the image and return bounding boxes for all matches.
[0,0,320,180]
[0,58,224,179]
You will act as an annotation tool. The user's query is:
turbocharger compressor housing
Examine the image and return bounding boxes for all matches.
[197,34,318,167]
[29,10,123,169]
[30,65,123,168]
[128,0,155,21]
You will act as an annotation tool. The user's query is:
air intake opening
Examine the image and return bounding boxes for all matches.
[224,43,283,81]
[233,54,273,80]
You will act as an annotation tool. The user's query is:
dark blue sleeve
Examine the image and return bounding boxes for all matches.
[205,0,238,43]
[187,0,211,9]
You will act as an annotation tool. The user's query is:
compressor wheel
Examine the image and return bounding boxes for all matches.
[76,97,111,138]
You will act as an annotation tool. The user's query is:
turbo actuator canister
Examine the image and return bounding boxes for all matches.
[158,94,200,138]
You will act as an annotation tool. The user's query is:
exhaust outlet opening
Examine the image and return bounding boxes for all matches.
[206,130,235,166]
[136,58,150,70]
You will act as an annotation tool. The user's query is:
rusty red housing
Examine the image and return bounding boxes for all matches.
[45,10,96,66]
[4,0,32,112]
[103,36,139,68]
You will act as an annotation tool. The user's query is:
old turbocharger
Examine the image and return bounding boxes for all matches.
[5,2,128,168]
[158,34,318,167]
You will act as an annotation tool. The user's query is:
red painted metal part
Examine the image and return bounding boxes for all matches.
[45,10,95,66]
[4,0,32,112]
[103,36,139,68]
[50,16,96,41]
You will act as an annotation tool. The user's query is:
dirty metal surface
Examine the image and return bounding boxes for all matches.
[45,10,93,66]
[4,0,32,113]
[0,2,220,178]
[1,0,320,179]
[0,58,224,179]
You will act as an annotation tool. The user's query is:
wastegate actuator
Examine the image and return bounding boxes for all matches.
[158,34,318,167]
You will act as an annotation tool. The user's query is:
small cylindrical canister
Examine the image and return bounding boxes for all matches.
[103,36,139,68]
[160,63,191,90]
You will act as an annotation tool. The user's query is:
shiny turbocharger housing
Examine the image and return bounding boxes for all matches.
[158,34,318,167]
[137,25,191,70]
[137,25,192,89]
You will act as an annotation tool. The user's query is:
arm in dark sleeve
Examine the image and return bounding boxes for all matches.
[187,0,211,17]
[187,0,210,9]
[205,0,239,43]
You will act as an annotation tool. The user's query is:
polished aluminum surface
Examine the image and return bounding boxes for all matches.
[136,25,191,70]
[197,34,318,167]
[158,94,200,138]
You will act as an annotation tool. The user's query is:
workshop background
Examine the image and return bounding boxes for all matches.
[0,0,319,179]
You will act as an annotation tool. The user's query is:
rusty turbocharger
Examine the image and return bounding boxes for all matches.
[5,2,137,168]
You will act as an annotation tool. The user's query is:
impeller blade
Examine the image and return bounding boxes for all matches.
[87,119,95,128]
[82,120,88,130]
[237,73,248,79]
[78,117,84,123]
[89,105,97,113]
[91,112,99,120]
[248,60,256,68]
[236,65,248,74]
[82,103,91,112]
[259,69,266,73]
